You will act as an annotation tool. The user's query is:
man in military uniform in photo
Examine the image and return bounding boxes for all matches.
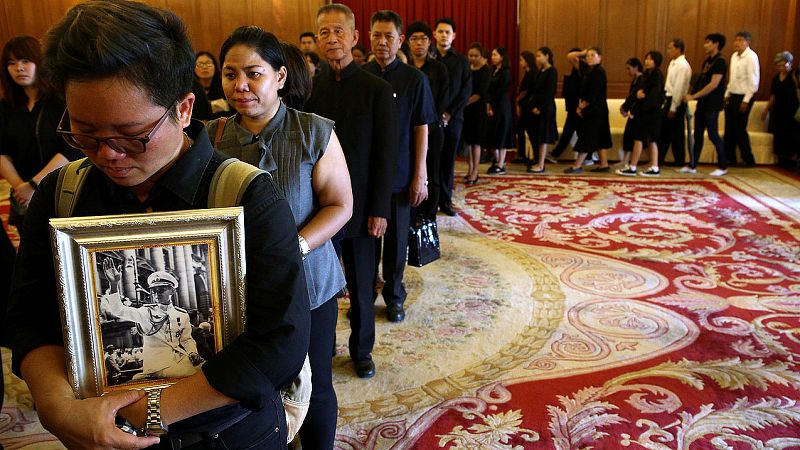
[100,259,205,381]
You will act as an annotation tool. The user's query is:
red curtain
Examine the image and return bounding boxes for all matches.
[338,0,519,85]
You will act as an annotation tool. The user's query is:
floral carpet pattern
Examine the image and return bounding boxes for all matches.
[3,170,800,449]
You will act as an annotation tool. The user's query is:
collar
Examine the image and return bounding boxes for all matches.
[672,54,687,64]
[379,58,401,73]
[150,119,214,205]
[230,102,287,145]
[326,60,360,81]
[734,47,753,59]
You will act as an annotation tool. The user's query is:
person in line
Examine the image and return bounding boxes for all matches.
[485,47,514,175]
[352,44,367,65]
[525,47,559,174]
[761,51,800,171]
[564,47,611,174]
[659,38,692,169]
[305,3,398,380]
[364,10,436,324]
[724,31,760,168]
[299,31,318,54]
[0,36,82,229]
[461,42,490,184]
[683,33,728,177]
[550,47,583,163]
[617,57,643,170]
[616,51,665,176]
[100,267,205,381]
[433,17,471,216]
[208,27,352,449]
[195,51,225,103]
[5,1,309,447]
[407,20,450,216]
[305,50,321,78]
[515,50,537,166]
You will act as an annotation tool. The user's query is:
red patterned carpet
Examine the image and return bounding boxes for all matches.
[3,170,800,449]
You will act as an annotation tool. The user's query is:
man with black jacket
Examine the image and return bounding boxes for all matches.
[433,17,471,217]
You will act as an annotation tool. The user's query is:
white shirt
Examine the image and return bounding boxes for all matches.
[663,54,692,112]
[725,46,760,103]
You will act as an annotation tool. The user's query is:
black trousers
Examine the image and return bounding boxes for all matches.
[419,124,443,218]
[342,235,376,361]
[298,296,339,450]
[552,111,580,157]
[723,94,755,165]
[438,119,463,209]
[690,104,726,170]
[375,192,412,310]
[657,99,687,166]
[517,112,539,162]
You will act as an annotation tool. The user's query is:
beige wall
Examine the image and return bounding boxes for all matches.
[519,0,800,99]
[0,0,325,60]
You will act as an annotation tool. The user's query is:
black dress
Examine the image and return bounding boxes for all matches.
[768,72,800,162]
[574,64,612,153]
[621,74,642,152]
[486,66,514,149]
[629,69,664,143]
[463,64,491,146]
[528,66,559,145]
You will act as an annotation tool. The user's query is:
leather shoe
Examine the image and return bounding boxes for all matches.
[386,306,405,322]
[354,359,376,378]
[440,204,457,216]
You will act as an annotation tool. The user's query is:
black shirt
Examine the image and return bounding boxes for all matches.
[579,64,609,116]
[0,97,82,180]
[693,53,727,111]
[7,122,310,425]
[415,57,450,119]
[363,59,437,192]
[529,66,558,113]
[434,48,472,122]
[305,61,398,237]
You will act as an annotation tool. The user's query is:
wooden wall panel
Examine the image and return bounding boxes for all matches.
[0,0,324,62]
[520,0,800,99]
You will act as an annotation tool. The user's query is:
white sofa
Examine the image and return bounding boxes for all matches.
[545,98,775,164]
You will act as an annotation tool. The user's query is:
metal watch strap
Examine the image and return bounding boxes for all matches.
[142,388,168,436]
[298,235,310,259]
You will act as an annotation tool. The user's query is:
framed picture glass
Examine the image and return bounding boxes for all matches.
[49,207,246,398]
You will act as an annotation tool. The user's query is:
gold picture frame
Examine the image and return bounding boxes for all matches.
[49,207,246,398]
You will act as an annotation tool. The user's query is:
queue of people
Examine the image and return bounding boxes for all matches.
[1,1,799,449]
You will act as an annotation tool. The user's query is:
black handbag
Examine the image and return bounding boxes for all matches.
[407,215,440,267]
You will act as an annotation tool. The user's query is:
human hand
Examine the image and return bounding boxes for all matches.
[667,110,675,119]
[683,94,693,103]
[532,107,540,115]
[189,352,205,366]
[739,102,748,113]
[12,182,35,206]
[636,89,645,99]
[42,390,160,449]
[367,216,387,238]
[486,105,494,117]
[576,107,583,118]
[409,177,428,207]
[102,258,122,294]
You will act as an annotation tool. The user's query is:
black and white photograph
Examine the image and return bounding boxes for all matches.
[93,244,217,388]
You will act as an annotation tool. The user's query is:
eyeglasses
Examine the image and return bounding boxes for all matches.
[196,61,214,68]
[56,100,177,155]
[408,36,429,43]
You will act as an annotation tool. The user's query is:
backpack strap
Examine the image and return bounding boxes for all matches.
[213,117,228,149]
[208,158,267,208]
[55,158,92,217]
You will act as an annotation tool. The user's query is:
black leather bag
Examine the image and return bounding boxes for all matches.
[407,216,440,267]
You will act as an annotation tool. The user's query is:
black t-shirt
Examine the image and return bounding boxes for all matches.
[693,53,726,111]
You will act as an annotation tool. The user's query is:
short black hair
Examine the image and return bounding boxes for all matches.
[736,31,752,42]
[43,0,193,116]
[625,57,643,72]
[299,31,316,41]
[670,38,685,53]
[645,50,663,68]
[435,17,456,32]
[370,10,403,32]
[280,41,312,109]
[352,44,366,55]
[305,51,320,65]
[406,21,432,39]
[220,26,302,101]
[468,42,484,54]
[705,33,726,50]
[588,46,602,56]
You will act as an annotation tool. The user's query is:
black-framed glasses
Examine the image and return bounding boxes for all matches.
[56,101,177,155]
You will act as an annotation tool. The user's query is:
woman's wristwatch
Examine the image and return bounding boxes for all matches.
[141,388,168,436]
[298,235,311,260]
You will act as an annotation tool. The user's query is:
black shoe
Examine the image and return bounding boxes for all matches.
[589,166,610,173]
[440,204,457,216]
[386,306,405,322]
[486,164,499,174]
[354,358,376,378]
[738,161,755,168]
